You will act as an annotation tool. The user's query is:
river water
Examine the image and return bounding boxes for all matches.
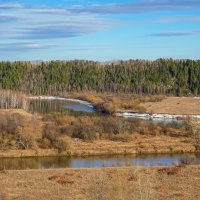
[0,154,199,170]
[29,97,95,114]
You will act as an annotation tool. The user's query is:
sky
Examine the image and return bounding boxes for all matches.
[0,0,200,61]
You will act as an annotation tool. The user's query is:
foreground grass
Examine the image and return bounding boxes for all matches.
[0,165,200,200]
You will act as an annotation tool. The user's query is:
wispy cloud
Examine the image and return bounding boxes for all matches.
[0,3,112,41]
[0,42,58,51]
[0,3,24,9]
[1,0,198,42]
[1,0,200,14]
[0,15,17,23]
[148,31,200,37]
[68,0,200,14]
[154,15,200,23]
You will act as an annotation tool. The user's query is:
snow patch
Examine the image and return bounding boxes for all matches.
[115,112,200,120]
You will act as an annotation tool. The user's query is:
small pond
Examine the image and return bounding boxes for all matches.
[0,154,199,170]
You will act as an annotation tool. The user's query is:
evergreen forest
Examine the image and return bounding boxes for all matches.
[1,59,200,96]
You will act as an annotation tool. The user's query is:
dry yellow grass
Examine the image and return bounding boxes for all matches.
[0,165,200,200]
[0,109,33,117]
[0,109,42,140]
[0,134,196,158]
[141,97,200,115]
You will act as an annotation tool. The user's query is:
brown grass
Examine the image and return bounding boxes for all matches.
[141,97,200,115]
[0,134,196,158]
[0,165,200,200]
[0,109,198,157]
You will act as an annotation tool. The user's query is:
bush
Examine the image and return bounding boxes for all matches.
[42,124,71,152]
[15,131,34,149]
[54,137,71,153]
[96,102,115,114]
[39,138,51,149]
[64,116,98,141]
[97,117,139,135]
[42,125,58,143]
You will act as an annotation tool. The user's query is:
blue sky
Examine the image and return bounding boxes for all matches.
[0,0,200,61]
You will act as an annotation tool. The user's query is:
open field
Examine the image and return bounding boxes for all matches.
[141,97,200,115]
[0,165,200,200]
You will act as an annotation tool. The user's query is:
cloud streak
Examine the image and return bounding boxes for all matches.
[148,31,200,37]
[1,0,200,14]
[154,15,200,23]
[0,3,112,41]
[0,42,58,51]
[1,0,198,42]
[68,0,200,14]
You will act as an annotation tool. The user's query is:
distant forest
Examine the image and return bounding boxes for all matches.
[0,59,200,96]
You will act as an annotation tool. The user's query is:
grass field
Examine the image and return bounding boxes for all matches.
[0,165,200,200]
[141,97,200,115]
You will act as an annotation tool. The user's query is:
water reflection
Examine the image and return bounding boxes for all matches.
[0,154,199,170]
[29,99,95,114]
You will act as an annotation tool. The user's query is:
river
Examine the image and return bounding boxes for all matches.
[0,154,199,170]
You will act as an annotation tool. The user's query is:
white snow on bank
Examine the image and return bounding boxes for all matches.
[115,112,200,120]
[171,97,200,99]
[28,96,93,108]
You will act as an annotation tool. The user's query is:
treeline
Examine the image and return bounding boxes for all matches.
[0,59,200,96]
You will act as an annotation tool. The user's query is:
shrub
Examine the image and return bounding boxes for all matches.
[39,138,51,149]
[68,117,99,141]
[42,124,71,152]
[53,137,71,153]
[96,102,115,114]
[42,124,58,143]
[14,131,34,149]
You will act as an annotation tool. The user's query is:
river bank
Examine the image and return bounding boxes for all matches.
[0,134,197,158]
[60,93,200,114]
[28,94,200,121]
[0,165,199,200]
